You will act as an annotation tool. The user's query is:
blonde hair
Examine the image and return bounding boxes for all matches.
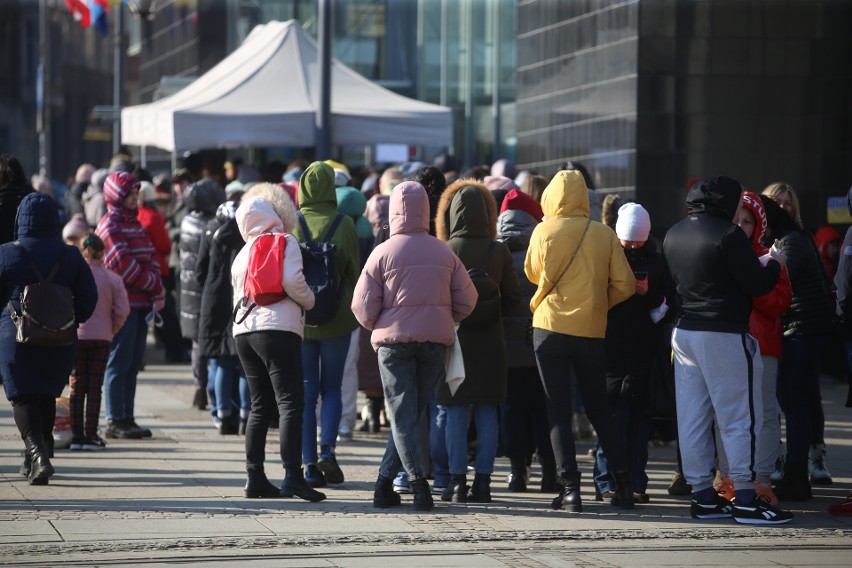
[520,174,548,203]
[762,182,802,227]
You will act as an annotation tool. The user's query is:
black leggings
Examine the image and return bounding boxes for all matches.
[11,395,56,444]
[236,331,304,470]
[533,328,628,478]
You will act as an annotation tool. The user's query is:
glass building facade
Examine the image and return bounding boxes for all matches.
[517,0,852,230]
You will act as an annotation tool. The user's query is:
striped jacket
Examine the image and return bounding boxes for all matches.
[96,188,163,309]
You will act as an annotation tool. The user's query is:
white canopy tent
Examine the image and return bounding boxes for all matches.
[121,20,452,152]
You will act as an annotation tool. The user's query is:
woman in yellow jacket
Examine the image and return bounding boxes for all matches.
[524,169,636,513]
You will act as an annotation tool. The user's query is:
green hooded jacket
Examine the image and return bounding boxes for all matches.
[295,161,360,338]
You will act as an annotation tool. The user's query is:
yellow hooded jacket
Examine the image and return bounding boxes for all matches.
[524,170,635,338]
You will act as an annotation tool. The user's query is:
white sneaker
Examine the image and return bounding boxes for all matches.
[809,444,833,485]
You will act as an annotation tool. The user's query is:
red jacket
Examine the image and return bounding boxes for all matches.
[741,192,792,359]
[137,205,171,277]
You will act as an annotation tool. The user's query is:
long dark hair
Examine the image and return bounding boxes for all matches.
[0,154,27,188]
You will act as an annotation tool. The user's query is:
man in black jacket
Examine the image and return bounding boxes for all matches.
[663,176,792,525]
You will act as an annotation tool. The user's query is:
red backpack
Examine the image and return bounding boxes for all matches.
[233,233,288,324]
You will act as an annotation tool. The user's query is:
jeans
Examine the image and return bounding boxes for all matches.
[438,403,499,475]
[593,403,649,494]
[533,328,628,478]
[502,366,554,464]
[207,358,218,418]
[377,342,446,482]
[104,308,149,421]
[340,329,361,432]
[236,331,304,470]
[301,335,350,463]
[778,334,827,465]
[214,356,248,419]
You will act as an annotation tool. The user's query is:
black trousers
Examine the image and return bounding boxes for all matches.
[236,331,304,471]
[11,395,56,445]
[533,328,628,478]
[502,366,554,465]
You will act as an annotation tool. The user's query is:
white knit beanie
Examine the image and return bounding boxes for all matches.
[615,202,651,242]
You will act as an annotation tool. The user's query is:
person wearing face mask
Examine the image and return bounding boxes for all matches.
[592,203,667,504]
[663,176,791,525]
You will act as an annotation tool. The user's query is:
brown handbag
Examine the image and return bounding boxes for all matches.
[8,244,76,347]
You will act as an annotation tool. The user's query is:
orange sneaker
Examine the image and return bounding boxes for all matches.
[755,480,778,506]
[715,475,735,502]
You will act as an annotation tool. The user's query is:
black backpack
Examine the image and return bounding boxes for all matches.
[298,213,345,326]
[461,241,501,329]
[9,244,76,347]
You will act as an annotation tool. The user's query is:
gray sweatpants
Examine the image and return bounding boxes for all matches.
[672,328,763,493]
[717,354,780,479]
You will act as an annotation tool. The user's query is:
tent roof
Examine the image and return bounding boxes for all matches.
[121,20,452,151]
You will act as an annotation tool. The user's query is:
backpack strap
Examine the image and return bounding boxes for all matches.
[45,247,69,283]
[297,213,315,246]
[232,297,257,325]
[541,219,592,299]
[13,242,46,283]
[323,214,345,243]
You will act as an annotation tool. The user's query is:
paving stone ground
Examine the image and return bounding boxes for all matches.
[2,344,852,566]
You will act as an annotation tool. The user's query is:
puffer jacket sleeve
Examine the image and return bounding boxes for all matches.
[282,234,314,310]
[71,246,98,325]
[607,234,636,309]
[352,250,383,331]
[111,271,130,334]
[450,254,477,323]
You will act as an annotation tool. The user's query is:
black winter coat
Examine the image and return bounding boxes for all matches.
[497,208,538,369]
[435,181,522,406]
[196,213,243,359]
[178,180,225,339]
[605,241,666,407]
[778,228,835,338]
[0,193,98,399]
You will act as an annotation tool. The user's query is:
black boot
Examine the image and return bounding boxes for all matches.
[373,474,402,508]
[508,458,527,492]
[245,466,283,498]
[612,469,635,510]
[469,473,492,503]
[552,471,582,512]
[441,474,468,503]
[281,467,327,502]
[411,478,434,511]
[774,461,812,501]
[24,434,54,486]
[19,450,31,478]
[367,396,383,433]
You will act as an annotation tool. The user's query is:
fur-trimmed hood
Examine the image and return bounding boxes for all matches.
[237,182,298,239]
[436,178,497,241]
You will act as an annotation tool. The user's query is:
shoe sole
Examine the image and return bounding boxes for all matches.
[245,491,285,499]
[691,513,732,519]
[734,516,792,525]
[280,489,326,502]
[811,477,833,486]
[373,498,402,508]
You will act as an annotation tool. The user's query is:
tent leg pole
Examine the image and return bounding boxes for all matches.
[171,151,177,173]
[141,145,147,168]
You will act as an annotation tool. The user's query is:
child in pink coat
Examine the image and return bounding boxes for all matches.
[69,234,130,450]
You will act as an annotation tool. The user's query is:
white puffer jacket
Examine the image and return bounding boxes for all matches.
[231,188,314,338]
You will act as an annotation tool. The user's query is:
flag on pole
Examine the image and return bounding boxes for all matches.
[63,0,91,28]
[89,0,110,38]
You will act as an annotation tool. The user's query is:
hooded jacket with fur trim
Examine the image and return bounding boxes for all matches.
[231,185,314,338]
[435,178,521,405]
[524,170,634,338]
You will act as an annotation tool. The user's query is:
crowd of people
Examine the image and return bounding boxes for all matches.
[1,150,851,522]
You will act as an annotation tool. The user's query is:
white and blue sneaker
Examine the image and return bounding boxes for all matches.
[732,496,793,525]
[690,494,733,519]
